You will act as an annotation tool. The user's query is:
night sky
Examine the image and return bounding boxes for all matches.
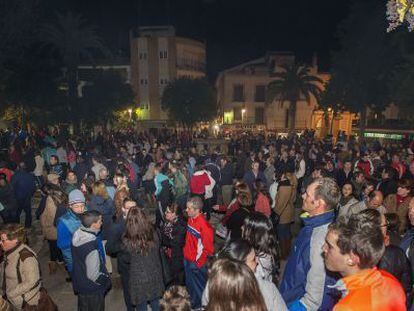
[46,0,350,77]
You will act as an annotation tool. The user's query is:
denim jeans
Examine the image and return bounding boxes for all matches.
[136,298,160,311]
[184,259,208,309]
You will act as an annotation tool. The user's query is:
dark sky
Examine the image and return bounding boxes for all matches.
[50,0,350,77]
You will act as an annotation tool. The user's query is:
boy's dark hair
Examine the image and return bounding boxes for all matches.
[81,210,102,228]
[329,214,385,269]
[160,285,191,311]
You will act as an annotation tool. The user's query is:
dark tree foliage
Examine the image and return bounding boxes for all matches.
[80,70,135,124]
[323,0,404,136]
[161,78,217,129]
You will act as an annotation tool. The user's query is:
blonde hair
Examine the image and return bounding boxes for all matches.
[92,181,109,200]
[160,286,191,311]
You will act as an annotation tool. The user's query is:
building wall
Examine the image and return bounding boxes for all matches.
[130,27,205,122]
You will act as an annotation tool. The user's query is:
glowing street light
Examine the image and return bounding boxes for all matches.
[127,108,133,121]
[241,108,246,123]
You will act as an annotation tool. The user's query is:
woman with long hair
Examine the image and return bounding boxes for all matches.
[202,239,287,311]
[123,206,164,310]
[337,182,358,218]
[242,212,280,283]
[205,258,267,311]
[114,187,130,220]
[226,188,254,241]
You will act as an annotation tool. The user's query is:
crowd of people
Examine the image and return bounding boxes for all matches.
[0,126,413,310]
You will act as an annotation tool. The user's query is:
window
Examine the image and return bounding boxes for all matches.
[139,52,147,60]
[255,108,264,124]
[255,85,266,102]
[160,78,169,85]
[140,79,148,85]
[233,84,244,102]
[159,50,168,59]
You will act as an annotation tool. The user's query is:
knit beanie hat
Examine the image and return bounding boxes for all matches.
[68,189,85,205]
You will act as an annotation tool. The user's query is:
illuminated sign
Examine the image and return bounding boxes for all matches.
[364,132,403,140]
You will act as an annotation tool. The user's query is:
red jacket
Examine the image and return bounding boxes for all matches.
[216,198,240,226]
[183,214,214,268]
[190,171,211,195]
[333,268,406,311]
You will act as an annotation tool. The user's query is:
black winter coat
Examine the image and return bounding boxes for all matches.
[378,244,412,294]
[160,218,186,284]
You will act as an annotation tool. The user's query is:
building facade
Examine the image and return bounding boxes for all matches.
[216,52,331,133]
[130,26,206,122]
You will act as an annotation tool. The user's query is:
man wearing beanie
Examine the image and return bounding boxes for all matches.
[57,189,86,275]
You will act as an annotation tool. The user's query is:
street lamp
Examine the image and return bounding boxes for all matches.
[241,108,246,124]
[128,108,132,121]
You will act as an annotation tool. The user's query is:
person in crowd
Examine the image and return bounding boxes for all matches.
[33,150,45,188]
[202,239,287,311]
[391,153,406,179]
[377,166,398,198]
[113,172,129,193]
[205,258,267,311]
[161,203,187,285]
[226,188,254,241]
[301,165,326,194]
[323,213,406,310]
[0,224,43,309]
[106,197,136,310]
[335,159,354,188]
[242,212,280,283]
[403,160,414,180]
[0,172,18,223]
[294,152,306,185]
[63,170,78,194]
[48,155,64,180]
[88,181,115,274]
[280,177,340,310]
[337,182,359,218]
[169,161,188,209]
[274,171,296,259]
[183,196,214,309]
[142,162,156,206]
[160,286,191,311]
[354,152,374,177]
[73,154,90,184]
[57,189,86,274]
[11,162,36,228]
[219,156,234,207]
[71,210,111,311]
[123,206,165,311]
[347,190,387,217]
[98,167,116,199]
[384,178,412,234]
[40,175,66,274]
[351,170,366,200]
[212,182,252,238]
[360,181,375,202]
[254,180,272,217]
[400,197,414,254]
[91,156,107,181]
[356,209,412,296]
[243,160,267,194]
[385,213,402,246]
[0,161,13,183]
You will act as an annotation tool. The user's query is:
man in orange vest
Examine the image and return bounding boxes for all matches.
[323,213,406,310]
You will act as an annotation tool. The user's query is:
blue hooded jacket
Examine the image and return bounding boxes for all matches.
[280,210,339,311]
[57,209,82,272]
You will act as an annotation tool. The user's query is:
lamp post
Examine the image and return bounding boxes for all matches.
[128,108,132,122]
[241,108,246,124]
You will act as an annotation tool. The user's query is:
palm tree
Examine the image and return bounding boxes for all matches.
[38,12,108,118]
[266,64,323,133]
